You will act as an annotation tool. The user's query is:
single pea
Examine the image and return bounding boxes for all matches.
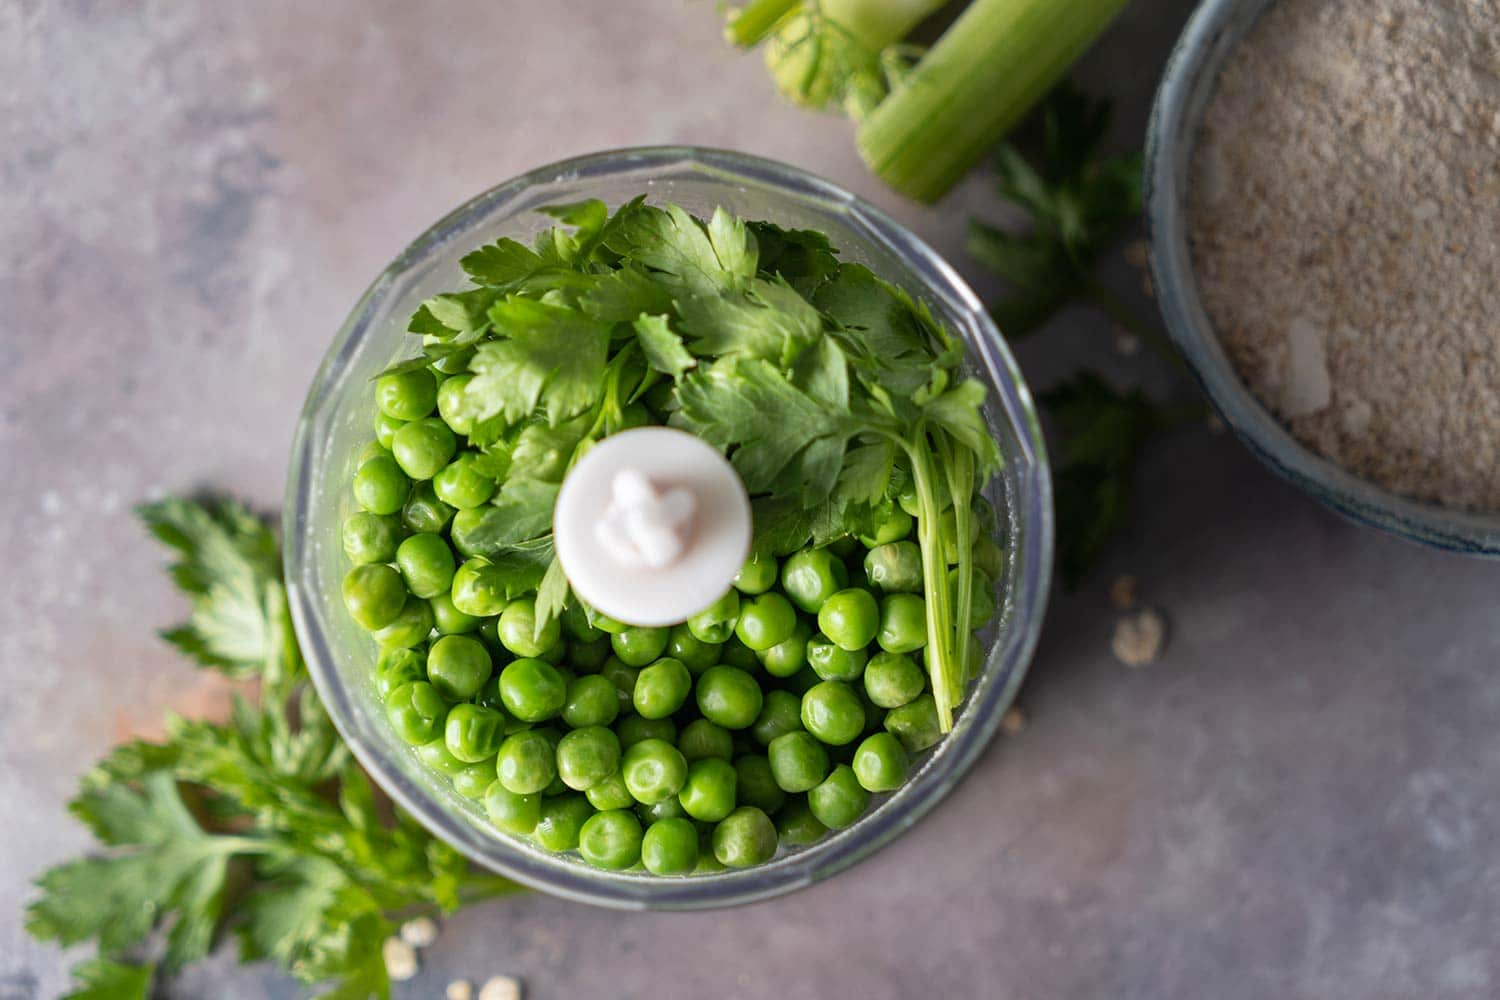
[734,592,797,651]
[432,453,497,509]
[341,512,403,565]
[677,757,737,822]
[853,732,910,792]
[425,634,492,700]
[429,591,481,635]
[712,807,777,868]
[497,657,566,722]
[717,639,761,671]
[452,763,495,800]
[352,455,410,516]
[641,817,699,876]
[584,770,635,811]
[600,656,641,713]
[416,737,468,776]
[611,625,670,667]
[356,439,392,468]
[579,810,643,870]
[373,410,405,450]
[864,541,923,594]
[751,689,804,747]
[940,507,981,565]
[385,681,446,745]
[801,681,866,746]
[818,589,880,652]
[974,534,1005,583]
[633,657,692,719]
[949,566,997,631]
[392,417,456,481]
[560,602,603,642]
[401,480,454,534]
[372,597,434,649]
[686,589,740,644]
[857,501,913,547]
[484,782,541,835]
[562,674,620,729]
[444,703,505,763]
[636,795,688,825]
[531,794,594,852]
[695,666,764,730]
[863,651,924,709]
[556,726,621,791]
[394,532,455,600]
[621,738,688,805]
[569,635,612,672]
[679,719,734,762]
[876,593,927,654]
[780,548,848,614]
[342,564,406,631]
[768,731,829,792]
[435,372,476,434]
[666,624,721,675]
[616,715,676,748]
[375,368,437,421]
[495,730,557,795]
[758,620,811,678]
[775,797,828,847]
[897,472,951,517]
[883,693,942,752]
[806,636,868,683]
[376,647,426,699]
[734,755,786,814]
[450,557,510,617]
[733,552,778,594]
[808,763,871,829]
[498,598,561,658]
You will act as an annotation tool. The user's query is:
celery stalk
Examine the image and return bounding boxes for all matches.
[856,0,1130,202]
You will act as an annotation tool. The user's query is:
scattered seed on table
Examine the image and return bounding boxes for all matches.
[399,915,438,948]
[382,936,418,981]
[478,975,524,1000]
[1109,575,1139,611]
[1112,608,1166,668]
[1000,706,1027,736]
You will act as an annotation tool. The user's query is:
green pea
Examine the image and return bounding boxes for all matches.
[600,656,640,712]
[376,647,426,699]
[532,794,594,852]
[376,368,437,421]
[556,726,621,791]
[622,738,688,805]
[342,564,406,631]
[450,557,511,618]
[636,796,688,825]
[768,731,829,792]
[883,693,942,752]
[584,770,634,811]
[677,757,737,822]
[353,455,410,516]
[342,512,403,565]
[372,596,434,649]
[641,817,699,876]
[392,417,456,481]
[633,657,691,719]
[806,636,867,682]
[734,592,797,651]
[495,730,557,795]
[666,624,721,675]
[876,593,927,654]
[687,589,740,644]
[444,703,505,763]
[432,454,497,509]
[569,635,612,672]
[373,410,405,450]
[579,810,643,870]
[453,763,495,799]
[497,657,566,722]
[734,754,786,814]
[800,681,865,746]
[751,689,804,747]
[484,782,541,835]
[425,634,491,700]
[712,807,777,868]
[435,373,476,434]
[757,620,811,678]
[538,637,568,666]
[808,763,870,829]
[401,480,454,534]
[775,797,828,847]
[857,501,913,547]
[562,674,620,729]
[590,611,629,635]
[617,715,676,749]
[561,602,603,642]
[611,625,670,668]
[974,534,1006,583]
[818,589,880,652]
[417,737,468,776]
[695,666,764,730]
[679,719,734,762]
[939,507,980,565]
[780,548,849,614]
[385,681,446,745]
[864,541,923,594]
[863,651,924,709]
[948,566,997,631]
[498,598,561,658]
[717,639,761,671]
[394,532,455,600]
[732,552,778,594]
[429,591,481,635]
[853,732,909,792]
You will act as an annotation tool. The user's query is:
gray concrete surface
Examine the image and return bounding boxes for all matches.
[4,1,1498,998]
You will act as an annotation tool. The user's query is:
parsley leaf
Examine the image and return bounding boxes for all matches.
[460,298,610,426]
[675,278,823,366]
[61,959,154,1000]
[606,204,758,294]
[460,238,545,286]
[633,314,697,380]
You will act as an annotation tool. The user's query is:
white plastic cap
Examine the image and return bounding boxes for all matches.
[553,427,751,627]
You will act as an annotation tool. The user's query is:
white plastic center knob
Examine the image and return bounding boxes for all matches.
[553,427,752,627]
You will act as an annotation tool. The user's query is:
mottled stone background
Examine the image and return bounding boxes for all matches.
[3,2,1498,998]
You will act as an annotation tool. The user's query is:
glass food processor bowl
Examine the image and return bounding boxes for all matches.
[285,146,1053,909]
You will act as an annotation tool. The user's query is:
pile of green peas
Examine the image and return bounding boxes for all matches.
[340,365,1005,875]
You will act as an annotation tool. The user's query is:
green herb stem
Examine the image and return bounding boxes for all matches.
[939,435,975,702]
[725,0,802,47]
[856,0,1130,202]
[904,433,959,732]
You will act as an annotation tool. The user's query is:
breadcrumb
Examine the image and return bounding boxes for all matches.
[382,937,418,982]
[479,975,524,1000]
[400,915,439,948]
[1112,608,1166,667]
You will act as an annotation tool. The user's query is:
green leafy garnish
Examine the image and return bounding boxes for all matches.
[60,958,155,1000]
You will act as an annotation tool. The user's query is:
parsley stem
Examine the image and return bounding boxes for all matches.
[939,434,975,706]
[904,432,959,732]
